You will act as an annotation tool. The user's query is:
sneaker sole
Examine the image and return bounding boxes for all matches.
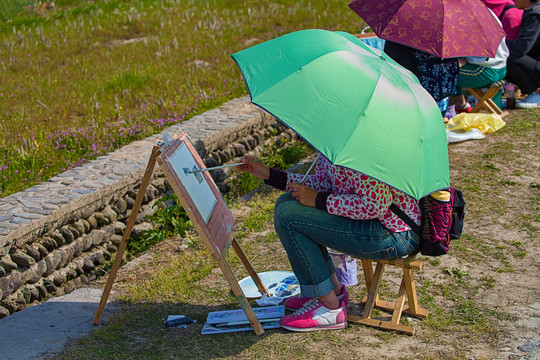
[516,103,540,109]
[280,321,348,332]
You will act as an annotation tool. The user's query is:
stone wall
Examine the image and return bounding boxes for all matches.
[0,96,297,317]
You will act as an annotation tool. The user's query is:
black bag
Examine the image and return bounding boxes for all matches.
[390,186,466,256]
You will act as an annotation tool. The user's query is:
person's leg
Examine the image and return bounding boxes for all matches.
[274,195,337,306]
[506,55,540,95]
[457,64,503,89]
[455,64,506,108]
[275,193,337,284]
[274,196,419,304]
[274,198,419,331]
[276,193,344,311]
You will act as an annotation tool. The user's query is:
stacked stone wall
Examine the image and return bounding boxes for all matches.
[0,97,297,317]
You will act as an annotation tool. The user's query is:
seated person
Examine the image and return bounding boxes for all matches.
[384,41,459,119]
[236,154,420,332]
[453,14,509,112]
[481,0,523,40]
[505,0,540,108]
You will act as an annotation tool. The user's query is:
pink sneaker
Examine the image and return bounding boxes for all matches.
[284,285,350,311]
[279,299,347,332]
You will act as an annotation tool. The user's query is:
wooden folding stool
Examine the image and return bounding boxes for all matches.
[348,255,428,335]
[466,79,509,118]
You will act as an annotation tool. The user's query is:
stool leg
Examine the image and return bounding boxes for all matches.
[403,268,420,316]
[361,259,373,288]
[391,276,407,324]
[362,262,385,318]
[360,259,380,306]
[469,86,507,117]
[480,87,502,114]
[349,257,427,335]
[468,88,483,112]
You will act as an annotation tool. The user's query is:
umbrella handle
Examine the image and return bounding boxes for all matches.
[299,153,321,185]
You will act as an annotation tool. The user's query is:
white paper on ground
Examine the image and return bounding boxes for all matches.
[201,305,285,334]
[206,305,285,324]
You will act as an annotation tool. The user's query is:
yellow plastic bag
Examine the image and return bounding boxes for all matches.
[446,113,506,134]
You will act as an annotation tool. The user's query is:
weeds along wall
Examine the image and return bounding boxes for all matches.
[0,96,297,318]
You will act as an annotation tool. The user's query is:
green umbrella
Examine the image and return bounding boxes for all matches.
[231,29,449,200]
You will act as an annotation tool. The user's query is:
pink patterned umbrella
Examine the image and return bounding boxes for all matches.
[348,0,505,58]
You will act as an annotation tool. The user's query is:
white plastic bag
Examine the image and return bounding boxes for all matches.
[329,250,358,286]
[446,128,485,143]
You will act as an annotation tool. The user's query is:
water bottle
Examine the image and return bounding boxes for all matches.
[430,190,450,202]
[506,84,516,109]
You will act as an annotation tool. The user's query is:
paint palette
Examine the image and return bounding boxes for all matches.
[238,271,300,299]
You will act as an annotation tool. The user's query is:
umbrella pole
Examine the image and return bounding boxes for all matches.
[300,153,321,184]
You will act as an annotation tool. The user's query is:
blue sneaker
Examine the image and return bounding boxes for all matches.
[516,92,540,109]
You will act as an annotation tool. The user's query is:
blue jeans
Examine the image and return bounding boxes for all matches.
[273,193,419,298]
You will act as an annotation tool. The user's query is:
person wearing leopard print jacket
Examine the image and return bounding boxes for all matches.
[236,154,420,332]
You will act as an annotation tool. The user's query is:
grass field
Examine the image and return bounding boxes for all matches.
[53,109,539,360]
[3,2,539,359]
[0,0,365,197]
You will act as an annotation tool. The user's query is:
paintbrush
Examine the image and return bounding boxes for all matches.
[298,153,320,185]
[183,159,262,175]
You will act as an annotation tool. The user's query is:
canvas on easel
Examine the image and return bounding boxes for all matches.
[93,132,270,336]
[158,132,233,257]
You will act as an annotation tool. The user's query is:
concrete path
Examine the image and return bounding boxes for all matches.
[0,287,119,360]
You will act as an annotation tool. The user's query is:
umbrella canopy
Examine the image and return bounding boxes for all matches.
[231,29,449,200]
[348,0,505,58]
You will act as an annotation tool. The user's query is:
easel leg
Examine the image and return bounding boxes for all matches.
[231,237,269,298]
[93,146,161,325]
[216,256,265,335]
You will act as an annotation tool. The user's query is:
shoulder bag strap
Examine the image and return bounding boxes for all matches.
[500,4,517,18]
[389,203,422,237]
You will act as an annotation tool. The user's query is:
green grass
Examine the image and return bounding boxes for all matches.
[51,108,537,359]
[122,244,216,303]
[128,195,192,259]
[0,0,363,198]
[4,1,538,359]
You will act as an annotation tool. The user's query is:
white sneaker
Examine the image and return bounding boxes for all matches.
[516,92,540,109]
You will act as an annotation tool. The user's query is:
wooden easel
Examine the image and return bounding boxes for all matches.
[93,132,270,335]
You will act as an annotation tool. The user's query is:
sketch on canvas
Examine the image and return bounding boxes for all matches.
[168,142,217,223]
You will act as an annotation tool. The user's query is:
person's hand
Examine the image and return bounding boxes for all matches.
[290,183,317,207]
[235,156,270,180]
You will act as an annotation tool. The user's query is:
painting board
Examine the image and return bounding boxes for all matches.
[168,141,217,223]
[158,132,234,256]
